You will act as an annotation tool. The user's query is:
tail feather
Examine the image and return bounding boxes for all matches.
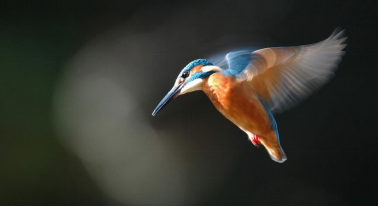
[258,97,287,163]
[258,131,287,163]
[267,145,287,163]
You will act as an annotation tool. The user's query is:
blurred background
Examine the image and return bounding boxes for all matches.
[0,0,377,205]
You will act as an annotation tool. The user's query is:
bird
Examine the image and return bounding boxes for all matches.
[152,29,347,163]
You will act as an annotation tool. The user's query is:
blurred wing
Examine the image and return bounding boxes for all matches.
[233,30,347,113]
[226,51,257,74]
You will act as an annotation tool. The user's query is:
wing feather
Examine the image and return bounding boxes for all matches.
[225,29,347,113]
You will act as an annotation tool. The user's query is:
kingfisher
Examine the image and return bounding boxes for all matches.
[152,29,346,163]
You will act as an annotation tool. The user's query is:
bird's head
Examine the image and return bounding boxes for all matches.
[152,59,222,116]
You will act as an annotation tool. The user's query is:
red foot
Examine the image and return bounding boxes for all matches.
[250,134,261,146]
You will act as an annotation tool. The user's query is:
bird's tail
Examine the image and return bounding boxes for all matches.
[266,144,287,163]
[259,133,287,163]
[257,97,287,163]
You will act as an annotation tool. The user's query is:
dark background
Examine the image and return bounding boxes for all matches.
[0,0,377,205]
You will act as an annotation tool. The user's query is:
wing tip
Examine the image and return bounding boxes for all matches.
[330,27,348,44]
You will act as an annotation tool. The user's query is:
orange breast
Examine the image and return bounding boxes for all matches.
[202,73,272,135]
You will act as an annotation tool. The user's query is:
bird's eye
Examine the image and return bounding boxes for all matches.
[182,71,189,78]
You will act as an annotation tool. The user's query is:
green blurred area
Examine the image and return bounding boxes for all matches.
[0,3,105,205]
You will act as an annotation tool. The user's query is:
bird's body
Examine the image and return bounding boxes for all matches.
[152,29,347,163]
[203,73,285,161]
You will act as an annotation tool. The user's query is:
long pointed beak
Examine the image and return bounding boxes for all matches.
[152,83,184,116]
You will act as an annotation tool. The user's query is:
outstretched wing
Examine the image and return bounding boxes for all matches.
[222,29,347,113]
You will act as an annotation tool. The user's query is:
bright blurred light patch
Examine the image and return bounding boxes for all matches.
[53,16,239,204]
[55,51,190,205]
[54,50,189,205]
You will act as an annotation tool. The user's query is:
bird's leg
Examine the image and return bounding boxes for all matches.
[249,134,261,147]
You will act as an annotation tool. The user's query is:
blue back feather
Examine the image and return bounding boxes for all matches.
[226,51,253,74]
[214,50,259,78]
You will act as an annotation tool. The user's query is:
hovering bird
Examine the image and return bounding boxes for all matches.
[152,29,346,163]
